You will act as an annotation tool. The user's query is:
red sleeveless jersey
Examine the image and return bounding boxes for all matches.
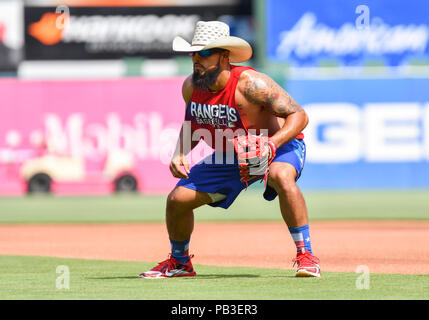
[185,65,253,150]
[185,65,303,151]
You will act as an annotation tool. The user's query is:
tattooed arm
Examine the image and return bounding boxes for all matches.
[237,70,309,148]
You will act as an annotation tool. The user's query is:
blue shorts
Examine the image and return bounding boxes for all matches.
[177,139,306,209]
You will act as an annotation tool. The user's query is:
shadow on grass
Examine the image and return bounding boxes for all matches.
[192,274,260,279]
[86,276,138,280]
[87,274,261,280]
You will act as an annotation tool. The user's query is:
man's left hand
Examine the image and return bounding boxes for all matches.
[233,134,276,183]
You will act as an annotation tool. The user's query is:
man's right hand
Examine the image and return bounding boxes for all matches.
[169,154,191,179]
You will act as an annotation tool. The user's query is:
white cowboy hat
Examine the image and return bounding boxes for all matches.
[172,21,252,63]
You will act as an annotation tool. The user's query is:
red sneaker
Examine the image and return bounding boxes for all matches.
[139,254,196,279]
[292,250,321,278]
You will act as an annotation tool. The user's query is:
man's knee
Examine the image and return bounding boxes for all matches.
[166,186,211,211]
[268,163,298,194]
[166,190,183,210]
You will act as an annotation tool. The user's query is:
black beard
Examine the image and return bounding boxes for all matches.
[192,62,222,91]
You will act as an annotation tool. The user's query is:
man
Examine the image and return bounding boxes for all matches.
[139,21,320,278]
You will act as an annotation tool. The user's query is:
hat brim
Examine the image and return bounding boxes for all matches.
[172,36,252,63]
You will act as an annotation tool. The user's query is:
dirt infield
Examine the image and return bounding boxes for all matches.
[0,221,428,274]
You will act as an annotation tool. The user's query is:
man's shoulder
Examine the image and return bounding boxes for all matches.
[233,65,258,79]
[236,68,268,94]
[182,74,194,104]
[182,74,193,90]
[237,68,259,81]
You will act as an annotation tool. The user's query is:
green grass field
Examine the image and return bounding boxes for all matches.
[1,190,428,300]
[1,255,428,300]
[0,189,428,223]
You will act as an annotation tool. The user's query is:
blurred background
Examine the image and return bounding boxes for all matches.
[1,0,429,201]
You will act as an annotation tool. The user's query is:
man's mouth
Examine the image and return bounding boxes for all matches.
[194,64,204,71]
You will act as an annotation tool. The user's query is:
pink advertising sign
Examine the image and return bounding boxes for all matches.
[0,77,203,195]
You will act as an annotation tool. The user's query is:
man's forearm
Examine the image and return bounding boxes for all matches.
[269,112,308,148]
